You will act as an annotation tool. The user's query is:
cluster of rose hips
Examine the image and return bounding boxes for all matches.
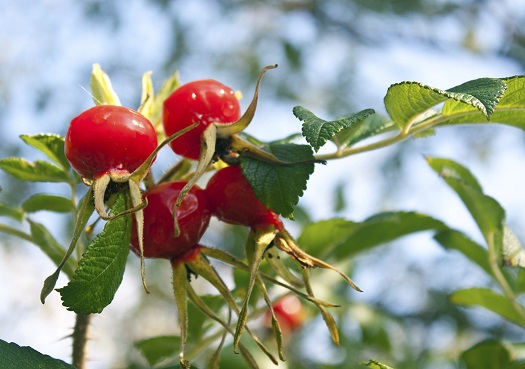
[63,67,359,366]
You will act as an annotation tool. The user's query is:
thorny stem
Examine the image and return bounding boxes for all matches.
[72,314,91,369]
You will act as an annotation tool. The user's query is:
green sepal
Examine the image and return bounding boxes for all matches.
[90,63,121,106]
[57,192,130,314]
[0,158,70,183]
[172,262,189,364]
[0,201,24,222]
[240,143,315,219]
[294,106,375,152]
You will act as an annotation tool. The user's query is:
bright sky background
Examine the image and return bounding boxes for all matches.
[1,1,525,368]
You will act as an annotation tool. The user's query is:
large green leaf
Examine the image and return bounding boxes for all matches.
[240,143,315,218]
[22,194,74,214]
[0,339,76,369]
[384,78,507,129]
[460,340,512,369]
[135,336,180,367]
[19,134,69,170]
[58,193,131,314]
[427,157,505,260]
[294,106,375,152]
[450,288,525,326]
[298,212,448,260]
[0,158,70,183]
[441,76,525,129]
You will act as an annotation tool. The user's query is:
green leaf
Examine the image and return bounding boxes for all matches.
[450,288,525,326]
[90,63,121,106]
[294,106,375,152]
[22,195,74,214]
[441,76,525,129]
[298,212,448,260]
[360,359,395,369]
[58,192,131,314]
[240,143,315,218]
[135,335,180,367]
[384,78,507,129]
[28,220,76,278]
[427,157,505,258]
[434,229,492,277]
[0,158,70,183]
[0,339,76,369]
[0,201,24,221]
[334,113,395,148]
[19,134,69,170]
[460,340,512,369]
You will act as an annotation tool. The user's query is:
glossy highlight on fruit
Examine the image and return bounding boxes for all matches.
[163,79,241,160]
[130,181,211,260]
[65,105,157,180]
[205,165,282,228]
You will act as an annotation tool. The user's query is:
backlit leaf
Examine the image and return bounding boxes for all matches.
[90,63,121,106]
[0,158,70,183]
[460,340,512,369]
[240,143,315,218]
[19,134,69,170]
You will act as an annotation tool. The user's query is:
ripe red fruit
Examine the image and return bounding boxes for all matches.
[162,79,241,160]
[266,295,304,332]
[130,181,211,260]
[65,105,157,180]
[205,165,282,229]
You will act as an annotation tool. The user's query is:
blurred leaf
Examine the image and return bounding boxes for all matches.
[360,359,395,369]
[22,194,74,213]
[240,143,315,219]
[334,113,396,148]
[188,294,226,339]
[385,78,506,129]
[28,220,76,278]
[441,76,525,129]
[460,339,512,369]
[58,192,131,314]
[298,212,448,259]
[450,288,525,326]
[434,229,492,277]
[294,106,375,152]
[135,336,180,367]
[427,157,505,260]
[0,339,76,369]
[0,158,70,183]
[19,134,69,170]
[90,63,121,106]
[0,202,24,222]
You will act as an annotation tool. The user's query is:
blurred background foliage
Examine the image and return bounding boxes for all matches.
[1,0,525,368]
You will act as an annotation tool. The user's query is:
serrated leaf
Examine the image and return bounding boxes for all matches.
[460,339,512,369]
[360,359,395,369]
[90,63,121,106]
[28,220,76,278]
[135,336,180,367]
[0,201,24,221]
[385,78,507,129]
[294,106,375,152]
[450,288,525,326]
[58,192,131,314]
[0,339,76,369]
[334,113,396,148]
[22,194,74,213]
[240,143,315,218]
[427,157,505,257]
[441,76,525,129]
[19,134,69,170]
[298,212,448,260]
[0,158,70,183]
